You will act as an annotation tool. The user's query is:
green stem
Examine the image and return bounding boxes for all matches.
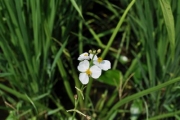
[67,109,87,117]
[148,110,180,120]
[57,59,74,103]
[72,99,78,119]
[0,84,49,110]
[84,21,103,46]
[112,26,127,69]
[78,20,83,54]
[85,77,93,106]
[104,76,180,119]
[101,0,136,58]
[71,85,85,119]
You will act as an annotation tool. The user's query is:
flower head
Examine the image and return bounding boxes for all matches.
[90,55,111,71]
[89,54,98,60]
[77,60,101,84]
[78,52,90,61]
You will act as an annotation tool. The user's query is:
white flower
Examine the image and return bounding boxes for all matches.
[91,55,111,71]
[89,54,97,60]
[77,60,101,84]
[78,52,90,61]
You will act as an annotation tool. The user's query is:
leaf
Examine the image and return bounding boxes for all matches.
[97,69,122,86]
[159,0,175,59]
[70,0,83,19]
[0,73,12,77]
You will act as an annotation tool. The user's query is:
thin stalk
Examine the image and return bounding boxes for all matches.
[101,0,136,58]
[104,76,180,119]
[84,21,104,46]
[68,85,85,119]
[85,77,93,106]
[78,19,83,54]
[112,27,127,69]
[84,53,96,106]
[0,84,49,110]
[67,109,88,118]
[148,110,180,120]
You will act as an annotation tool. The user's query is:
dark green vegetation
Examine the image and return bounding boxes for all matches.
[1,0,180,119]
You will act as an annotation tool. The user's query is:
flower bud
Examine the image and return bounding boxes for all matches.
[97,49,101,53]
[86,115,91,120]
[89,50,92,53]
[93,50,96,54]
[74,94,78,100]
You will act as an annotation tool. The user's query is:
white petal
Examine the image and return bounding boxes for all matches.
[90,54,98,60]
[79,73,89,84]
[78,56,89,60]
[90,65,102,78]
[99,60,111,71]
[78,52,90,60]
[77,60,89,72]
[94,60,111,71]
[93,60,99,66]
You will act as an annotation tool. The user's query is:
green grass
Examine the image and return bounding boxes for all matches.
[1,0,180,119]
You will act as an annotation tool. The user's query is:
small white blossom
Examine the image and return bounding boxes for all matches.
[77,60,101,84]
[78,52,90,61]
[91,55,111,71]
[89,54,98,60]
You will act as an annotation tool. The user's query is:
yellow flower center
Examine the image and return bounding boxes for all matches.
[85,69,92,75]
[84,53,88,56]
[97,57,103,63]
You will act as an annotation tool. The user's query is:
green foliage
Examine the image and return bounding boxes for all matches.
[159,0,175,59]
[0,0,88,119]
[130,99,143,120]
[1,0,180,120]
[98,69,122,86]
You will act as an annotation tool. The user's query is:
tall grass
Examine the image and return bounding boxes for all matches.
[1,0,180,120]
[125,0,180,119]
[0,0,89,119]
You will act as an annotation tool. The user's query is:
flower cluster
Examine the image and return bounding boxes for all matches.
[77,49,111,84]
